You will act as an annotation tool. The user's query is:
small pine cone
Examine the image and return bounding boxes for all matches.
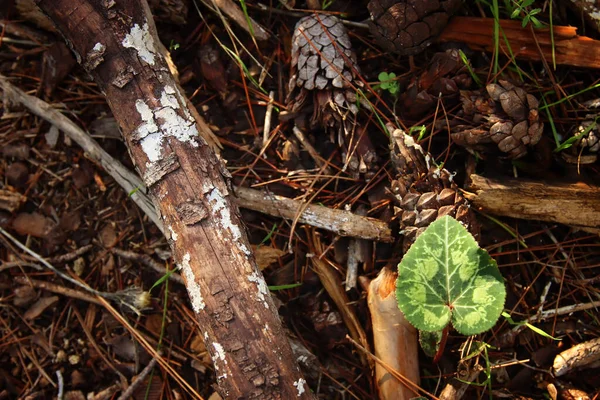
[287,14,378,177]
[389,129,479,252]
[367,0,462,56]
[451,80,544,159]
[576,119,600,153]
[562,116,600,164]
[399,49,472,119]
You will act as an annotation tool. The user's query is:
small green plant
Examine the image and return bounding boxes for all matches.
[169,39,180,51]
[509,0,543,28]
[321,0,334,10]
[377,71,400,95]
[409,125,428,141]
[396,215,506,336]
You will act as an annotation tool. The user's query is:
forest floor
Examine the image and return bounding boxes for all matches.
[1,1,600,399]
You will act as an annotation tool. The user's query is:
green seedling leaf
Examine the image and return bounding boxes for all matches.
[502,311,561,340]
[268,282,302,291]
[396,216,506,336]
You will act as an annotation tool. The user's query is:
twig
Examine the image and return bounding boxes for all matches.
[262,90,274,148]
[116,356,159,400]
[292,125,332,174]
[56,370,64,400]
[13,276,104,305]
[110,248,184,285]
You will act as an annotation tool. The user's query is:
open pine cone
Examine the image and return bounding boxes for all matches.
[399,49,472,119]
[562,116,600,164]
[286,13,377,177]
[451,80,544,159]
[367,0,462,55]
[389,128,479,252]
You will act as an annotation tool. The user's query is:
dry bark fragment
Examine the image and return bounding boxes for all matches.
[34,0,314,398]
[553,337,600,377]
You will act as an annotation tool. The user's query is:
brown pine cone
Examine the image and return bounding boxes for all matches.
[389,128,479,252]
[451,80,544,159]
[562,116,600,164]
[399,49,472,119]
[286,14,378,177]
[367,0,462,56]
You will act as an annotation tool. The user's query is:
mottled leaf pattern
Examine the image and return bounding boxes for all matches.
[396,216,506,335]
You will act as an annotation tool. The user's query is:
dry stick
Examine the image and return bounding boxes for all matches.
[34,1,312,397]
[13,276,104,306]
[464,174,600,232]
[110,248,184,285]
[0,75,390,242]
[116,356,159,400]
[262,90,274,147]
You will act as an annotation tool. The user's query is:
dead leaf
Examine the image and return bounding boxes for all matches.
[252,245,285,270]
[24,296,59,320]
[12,212,55,238]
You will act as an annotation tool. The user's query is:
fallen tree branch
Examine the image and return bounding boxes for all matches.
[0,73,391,242]
[33,1,313,397]
[439,17,600,69]
[464,174,600,231]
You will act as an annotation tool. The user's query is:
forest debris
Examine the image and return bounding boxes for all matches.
[0,189,25,212]
[439,17,600,69]
[366,268,419,400]
[464,174,600,231]
[566,1,600,34]
[307,229,370,365]
[451,81,544,159]
[11,212,55,238]
[368,0,462,55]
[24,295,59,320]
[0,74,391,242]
[5,162,29,188]
[553,337,600,377]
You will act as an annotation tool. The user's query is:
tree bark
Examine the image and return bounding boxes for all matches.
[34,1,314,398]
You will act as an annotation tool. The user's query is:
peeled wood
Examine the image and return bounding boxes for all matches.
[34,1,314,398]
[464,174,600,231]
[367,268,420,400]
[439,17,600,69]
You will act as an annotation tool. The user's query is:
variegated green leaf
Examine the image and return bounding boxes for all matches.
[396,216,506,336]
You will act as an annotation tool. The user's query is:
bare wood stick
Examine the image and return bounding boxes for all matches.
[14,276,104,306]
[366,268,420,400]
[553,337,600,377]
[438,17,600,69]
[236,186,392,242]
[464,174,600,231]
[33,1,313,398]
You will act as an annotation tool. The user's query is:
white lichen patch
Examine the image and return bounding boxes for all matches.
[134,85,199,164]
[205,186,251,256]
[168,225,178,241]
[122,23,157,65]
[179,253,205,312]
[212,342,227,370]
[294,378,307,397]
[247,271,270,309]
[93,42,105,52]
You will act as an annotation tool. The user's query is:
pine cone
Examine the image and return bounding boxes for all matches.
[399,49,472,119]
[367,0,462,56]
[287,14,378,177]
[562,116,600,164]
[451,80,544,159]
[389,128,479,252]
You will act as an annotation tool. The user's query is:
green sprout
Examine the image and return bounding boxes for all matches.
[378,71,400,95]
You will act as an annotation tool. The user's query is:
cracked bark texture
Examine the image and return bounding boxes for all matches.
[34,1,314,398]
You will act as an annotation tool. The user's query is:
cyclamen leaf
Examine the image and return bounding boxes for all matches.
[396,216,506,336]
